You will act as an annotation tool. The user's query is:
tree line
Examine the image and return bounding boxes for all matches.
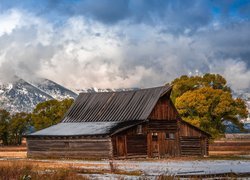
[0,99,73,145]
[0,73,248,145]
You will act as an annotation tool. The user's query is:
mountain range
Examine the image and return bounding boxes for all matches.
[0,76,138,113]
[0,77,77,113]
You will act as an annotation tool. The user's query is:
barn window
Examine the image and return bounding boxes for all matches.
[137,125,143,134]
[152,132,158,141]
[165,132,175,139]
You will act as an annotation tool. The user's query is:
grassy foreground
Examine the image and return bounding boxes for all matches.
[0,160,145,180]
[0,162,88,180]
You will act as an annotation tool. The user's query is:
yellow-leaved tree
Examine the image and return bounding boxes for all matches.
[172,74,248,138]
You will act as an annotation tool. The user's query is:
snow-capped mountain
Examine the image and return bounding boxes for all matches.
[0,76,138,113]
[0,74,141,113]
[0,77,77,113]
[31,78,78,100]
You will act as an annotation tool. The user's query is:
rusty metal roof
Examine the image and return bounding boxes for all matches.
[62,85,171,123]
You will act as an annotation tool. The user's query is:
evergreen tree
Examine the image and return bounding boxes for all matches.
[0,109,11,145]
[9,112,31,145]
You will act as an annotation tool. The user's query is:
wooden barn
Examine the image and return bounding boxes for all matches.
[26,85,210,159]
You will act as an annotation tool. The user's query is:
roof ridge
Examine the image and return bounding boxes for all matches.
[78,85,169,94]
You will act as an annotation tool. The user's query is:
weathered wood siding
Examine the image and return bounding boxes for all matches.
[179,121,204,137]
[180,136,202,156]
[147,94,181,157]
[147,131,180,157]
[148,120,177,131]
[149,97,178,120]
[112,124,148,158]
[127,135,147,156]
[27,137,112,159]
[147,93,209,157]
[147,120,180,157]
[179,121,208,156]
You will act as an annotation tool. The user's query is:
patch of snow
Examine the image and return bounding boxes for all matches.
[13,158,250,176]
[6,83,13,90]
[112,160,250,176]
[18,88,28,95]
[81,173,142,180]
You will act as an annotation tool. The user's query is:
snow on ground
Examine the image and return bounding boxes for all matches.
[7,158,249,176]
[1,158,250,179]
[114,160,250,176]
[82,173,142,180]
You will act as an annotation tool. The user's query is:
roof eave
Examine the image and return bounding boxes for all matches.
[110,120,147,136]
[25,134,110,138]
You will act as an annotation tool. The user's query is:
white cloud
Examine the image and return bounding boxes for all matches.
[0,9,249,91]
[0,9,22,36]
[211,59,250,91]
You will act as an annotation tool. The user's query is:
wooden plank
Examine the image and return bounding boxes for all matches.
[126,135,147,155]
[27,137,112,159]
[209,146,250,151]
[180,136,202,156]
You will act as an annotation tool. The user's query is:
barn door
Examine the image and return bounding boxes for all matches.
[151,132,159,157]
[116,136,126,157]
[164,132,177,157]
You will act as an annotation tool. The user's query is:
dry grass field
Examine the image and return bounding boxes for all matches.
[0,161,89,180]
[1,145,250,179]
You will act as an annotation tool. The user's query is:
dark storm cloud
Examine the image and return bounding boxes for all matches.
[195,21,250,67]
[2,0,249,33]
[73,0,129,24]
[71,0,212,33]
[1,0,212,32]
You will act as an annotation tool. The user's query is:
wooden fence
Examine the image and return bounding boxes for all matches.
[209,134,250,155]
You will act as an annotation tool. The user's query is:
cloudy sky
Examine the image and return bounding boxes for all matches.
[0,0,250,90]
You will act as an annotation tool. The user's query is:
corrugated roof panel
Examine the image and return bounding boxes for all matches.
[62,85,171,123]
[27,121,145,136]
[28,122,119,136]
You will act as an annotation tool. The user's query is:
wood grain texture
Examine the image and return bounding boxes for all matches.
[27,137,112,159]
